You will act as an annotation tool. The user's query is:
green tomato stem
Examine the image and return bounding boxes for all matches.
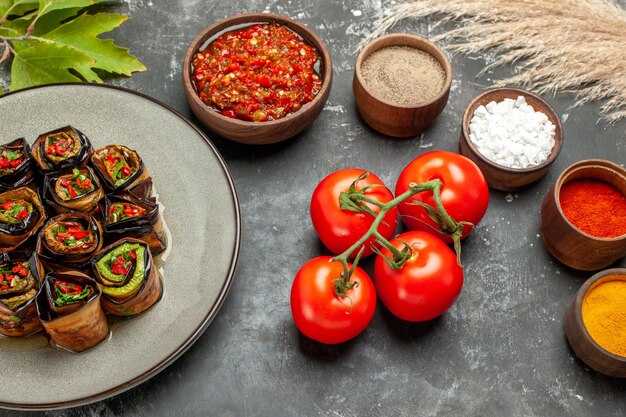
[331,179,463,298]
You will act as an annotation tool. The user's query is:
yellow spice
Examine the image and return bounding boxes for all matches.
[581,276,626,357]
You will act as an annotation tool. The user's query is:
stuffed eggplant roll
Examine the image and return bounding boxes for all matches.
[37,212,103,270]
[0,252,43,337]
[43,167,104,215]
[91,238,162,317]
[31,126,92,174]
[102,194,165,254]
[0,187,46,252]
[36,271,108,352]
[91,145,149,193]
[0,138,35,192]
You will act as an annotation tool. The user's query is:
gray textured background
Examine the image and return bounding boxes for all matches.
[1,0,626,416]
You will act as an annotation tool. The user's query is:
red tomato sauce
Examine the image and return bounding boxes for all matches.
[191,23,322,122]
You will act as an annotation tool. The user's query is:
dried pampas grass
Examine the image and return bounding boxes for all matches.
[365,0,626,122]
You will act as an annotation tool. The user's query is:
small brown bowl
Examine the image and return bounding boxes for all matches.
[541,159,626,270]
[353,33,452,137]
[459,88,564,192]
[182,13,332,145]
[565,268,626,378]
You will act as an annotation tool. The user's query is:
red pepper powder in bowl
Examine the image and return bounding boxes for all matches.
[191,23,322,122]
[559,179,626,238]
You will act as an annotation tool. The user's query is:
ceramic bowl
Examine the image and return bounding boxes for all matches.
[182,13,332,145]
[459,88,564,191]
[353,33,452,137]
[565,268,626,378]
[540,159,626,270]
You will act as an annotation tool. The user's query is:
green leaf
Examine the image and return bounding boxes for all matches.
[39,13,146,80]
[32,6,80,34]
[3,1,145,90]
[3,6,85,37]
[0,1,12,17]
[2,11,35,37]
[10,41,94,90]
[0,0,39,20]
[37,0,103,17]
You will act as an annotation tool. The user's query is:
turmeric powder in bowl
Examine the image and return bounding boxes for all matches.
[581,275,626,357]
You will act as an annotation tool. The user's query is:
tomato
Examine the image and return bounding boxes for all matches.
[395,151,489,242]
[374,231,463,322]
[310,169,398,258]
[290,256,376,344]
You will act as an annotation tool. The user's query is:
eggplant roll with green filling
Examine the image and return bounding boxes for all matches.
[0,138,35,192]
[91,145,150,193]
[102,194,165,254]
[36,212,103,270]
[31,126,92,174]
[43,167,104,215]
[0,252,44,337]
[91,238,162,317]
[36,271,108,352]
[0,187,46,252]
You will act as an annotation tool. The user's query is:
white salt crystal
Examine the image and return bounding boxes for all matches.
[468,96,556,169]
[485,101,499,114]
[474,105,488,117]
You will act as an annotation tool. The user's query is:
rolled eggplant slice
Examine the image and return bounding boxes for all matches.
[0,138,35,192]
[36,212,103,269]
[91,145,150,193]
[0,252,44,337]
[31,126,92,174]
[126,177,154,201]
[43,166,104,215]
[91,238,162,317]
[36,271,108,352]
[102,194,165,254]
[0,187,46,252]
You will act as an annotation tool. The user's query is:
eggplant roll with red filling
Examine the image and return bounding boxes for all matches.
[0,252,43,337]
[36,271,108,352]
[36,212,103,271]
[0,187,46,252]
[31,126,92,174]
[43,167,104,215]
[0,138,35,192]
[91,145,150,193]
[102,194,165,254]
[91,238,162,317]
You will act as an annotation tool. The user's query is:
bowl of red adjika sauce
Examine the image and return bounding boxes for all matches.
[541,159,626,270]
[183,13,332,145]
[353,33,452,137]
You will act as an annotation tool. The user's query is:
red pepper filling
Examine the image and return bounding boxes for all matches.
[108,202,147,223]
[104,154,134,186]
[110,251,136,275]
[51,223,92,247]
[0,262,29,291]
[58,168,94,200]
[0,149,24,171]
[46,134,75,158]
[0,199,32,222]
[54,280,84,295]
[191,23,322,122]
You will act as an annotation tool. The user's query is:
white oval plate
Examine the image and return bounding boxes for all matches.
[0,84,240,410]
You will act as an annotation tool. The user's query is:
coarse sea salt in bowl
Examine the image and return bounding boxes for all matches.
[459,87,564,192]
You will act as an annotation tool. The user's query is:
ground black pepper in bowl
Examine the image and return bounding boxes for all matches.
[353,33,452,137]
[360,46,446,106]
